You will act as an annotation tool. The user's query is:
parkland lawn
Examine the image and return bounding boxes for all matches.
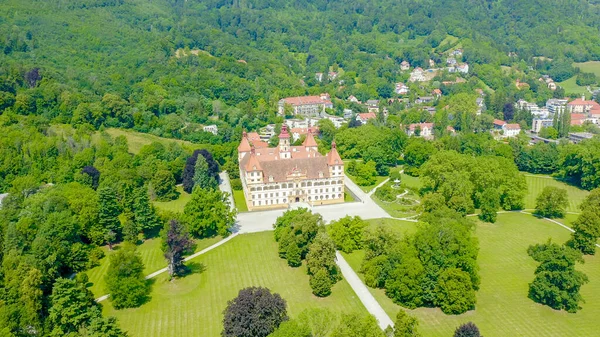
[153,186,192,213]
[85,235,222,299]
[523,174,589,213]
[344,212,600,337]
[100,232,367,337]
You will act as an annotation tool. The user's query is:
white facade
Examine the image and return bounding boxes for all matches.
[203,124,218,135]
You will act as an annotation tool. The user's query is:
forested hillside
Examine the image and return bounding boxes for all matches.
[1,0,600,137]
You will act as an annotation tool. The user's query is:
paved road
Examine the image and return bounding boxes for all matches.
[336,252,394,330]
[235,175,391,234]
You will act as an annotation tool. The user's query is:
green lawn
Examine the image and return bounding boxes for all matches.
[101,232,367,337]
[153,186,191,213]
[95,128,204,154]
[345,170,388,193]
[344,188,356,202]
[232,189,248,212]
[575,61,600,77]
[364,218,419,236]
[399,173,422,190]
[344,212,600,337]
[523,174,589,213]
[558,76,589,97]
[86,236,222,298]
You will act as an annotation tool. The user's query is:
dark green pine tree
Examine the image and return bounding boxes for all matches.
[98,185,122,239]
[133,187,162,237]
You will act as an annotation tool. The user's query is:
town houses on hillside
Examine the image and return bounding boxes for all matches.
[238,126,345,211]
[524,96,600,133]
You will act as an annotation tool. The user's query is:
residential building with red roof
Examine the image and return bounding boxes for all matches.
[571,114,587,126]
[238,126,344,211]
[356,112,377,125]
[567,96,600,114]
[491,120,521,138]
[406,123,434,140]
[278,94,331,116]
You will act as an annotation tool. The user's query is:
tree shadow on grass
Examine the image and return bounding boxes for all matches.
[176,261,206,279]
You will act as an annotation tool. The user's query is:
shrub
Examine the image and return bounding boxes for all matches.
[375,184,396,202]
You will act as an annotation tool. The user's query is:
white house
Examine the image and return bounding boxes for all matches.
[493,119,521,138]
[409,68,427,82]
[203,124,218,135]
[457,64,469,74]
[406,123,434,140]
[400,60,410,71]
[395,82,409,95]
[356,112,377,125]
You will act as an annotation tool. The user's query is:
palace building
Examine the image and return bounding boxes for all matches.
[238,125,345,211]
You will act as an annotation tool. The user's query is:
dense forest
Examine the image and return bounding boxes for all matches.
[1,0,600,138]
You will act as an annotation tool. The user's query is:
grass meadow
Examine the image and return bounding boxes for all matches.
[344,212,600,337]
[558,76,589,97]
[96,128,203,154]
[86,236,222,298]
[100,232,367,337]
[153,186,191,214]
[232,189,248,212]
[523,174,589,213]
[575,61,600,77]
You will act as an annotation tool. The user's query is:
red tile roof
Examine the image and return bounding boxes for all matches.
[327,142,343,166]
[505,123,521,130]
[302,131,318,147]
[358,112,376,120]
[493,119,507,126]
[409,123,434,130]
[281,96,326,106]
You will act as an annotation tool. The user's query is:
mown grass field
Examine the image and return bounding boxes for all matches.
[344,212,600,337]
[153,186,191,213]
[575,61,600,77]
[523,174,589,213]
[96,128,203,154]
[86,236,222,298]
[232,189,248,212]
[101,232,367,337]
[558,76,589,96]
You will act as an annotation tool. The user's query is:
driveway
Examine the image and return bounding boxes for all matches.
[219,171,235,212]
[235,175,391,234]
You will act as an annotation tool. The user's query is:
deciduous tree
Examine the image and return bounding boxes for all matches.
[535,186,568,218]
[104,246,149,309]
[393,310,421,337]
[222,287,288,337]
[161,219,195,277]
[183,187,235,238]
